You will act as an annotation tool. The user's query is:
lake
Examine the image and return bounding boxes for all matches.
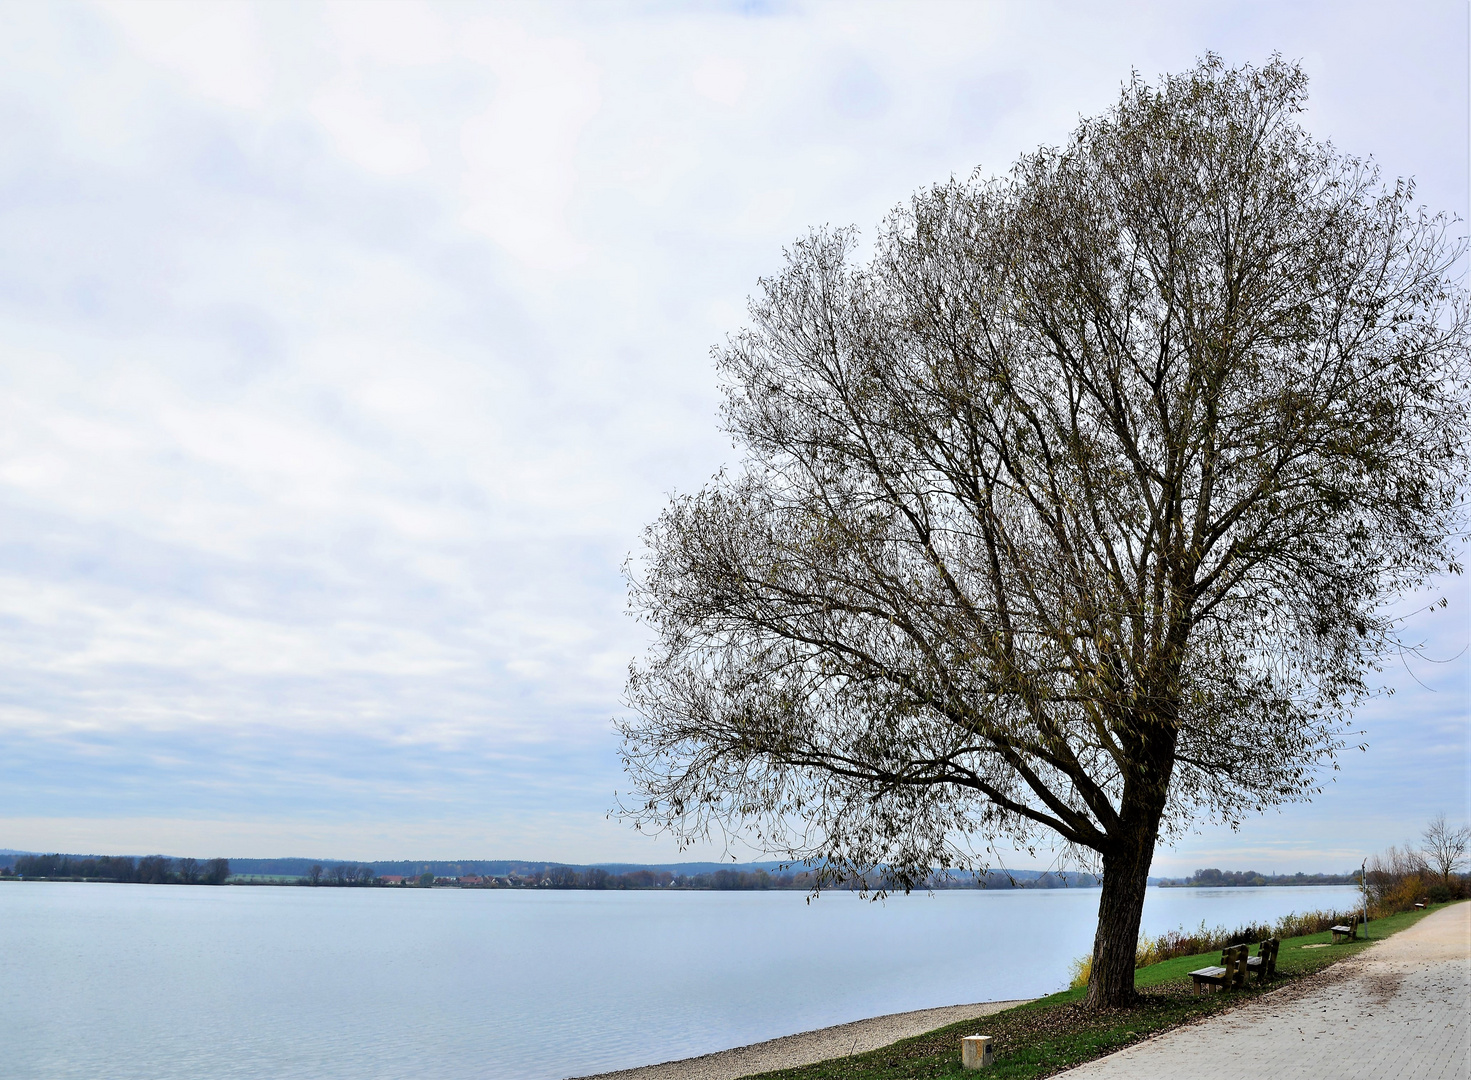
[0,881,1362,1079]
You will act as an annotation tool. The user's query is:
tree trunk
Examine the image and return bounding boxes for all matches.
[1084,816,1160,1010]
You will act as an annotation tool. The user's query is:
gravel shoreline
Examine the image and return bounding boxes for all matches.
[570,998,1032,1080]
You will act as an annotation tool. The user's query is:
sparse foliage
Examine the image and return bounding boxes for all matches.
[1421,813,1470,885]
[620,56,1469,1008]
[1365,843,1431,913]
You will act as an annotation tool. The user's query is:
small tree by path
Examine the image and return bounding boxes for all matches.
[619,56,1470,1010]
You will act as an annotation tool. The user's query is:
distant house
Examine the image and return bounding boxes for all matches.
[459,875,483,886]
[381,875,406,885]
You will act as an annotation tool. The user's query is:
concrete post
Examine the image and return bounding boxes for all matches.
[961,1034,993,1070]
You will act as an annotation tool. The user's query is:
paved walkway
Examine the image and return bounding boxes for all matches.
[1063,901,1470,1080]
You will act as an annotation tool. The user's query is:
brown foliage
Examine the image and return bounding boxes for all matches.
[1364,844,1432,916]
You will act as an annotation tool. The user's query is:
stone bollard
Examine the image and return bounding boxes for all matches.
[961,1034,993,1070]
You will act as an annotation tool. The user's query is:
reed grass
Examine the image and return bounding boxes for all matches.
[1068,907,1361,989]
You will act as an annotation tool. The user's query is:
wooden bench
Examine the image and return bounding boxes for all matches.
[1245,937,1279,983]
[1189,943,1248,995]
[1330,920,1357,943]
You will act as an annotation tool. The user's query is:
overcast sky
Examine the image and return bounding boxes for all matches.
[0,0,1465,873]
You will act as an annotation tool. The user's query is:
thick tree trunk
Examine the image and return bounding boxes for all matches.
[1084,815,1160,1010]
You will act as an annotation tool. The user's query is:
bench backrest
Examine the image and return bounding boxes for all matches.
[1219,944,1248,987]
[1257,937,1279,978]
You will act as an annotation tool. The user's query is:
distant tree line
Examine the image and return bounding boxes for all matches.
[303,863,378,886]
[1171,869,1361,887]
[531,866,1100,891]
[963,871,1101,889]
[543,866,675,888]
[6,854,229,884]
[543,867,797,889]
[0,855,1128,891]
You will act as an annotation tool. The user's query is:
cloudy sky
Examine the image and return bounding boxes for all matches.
[0,0,1465,872]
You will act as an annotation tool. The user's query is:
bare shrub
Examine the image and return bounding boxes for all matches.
[1364,844,1432,916]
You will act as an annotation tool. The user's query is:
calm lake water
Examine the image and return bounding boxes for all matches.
[0,881,1361,1080]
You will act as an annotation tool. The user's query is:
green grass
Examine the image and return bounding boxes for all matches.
[740,901,1459,1080]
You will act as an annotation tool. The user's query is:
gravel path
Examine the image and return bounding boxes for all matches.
[570,998,1030,1080]
[1061,901,1469,1080]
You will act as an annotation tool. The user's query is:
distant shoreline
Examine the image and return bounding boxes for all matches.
[1,852,1364,892]
[2,873,1366,892]
[1,875,1366,891]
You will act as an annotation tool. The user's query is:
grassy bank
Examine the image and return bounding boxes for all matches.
[743,902,1458,1080]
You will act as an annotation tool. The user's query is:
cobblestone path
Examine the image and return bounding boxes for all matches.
[1063,902,1469,1080]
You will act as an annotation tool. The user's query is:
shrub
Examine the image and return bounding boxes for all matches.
[1068,954,1092,990]
[1364,844,1430,916]
[1271,909,1352,939]
[1372,873,1426,917]
[1426,882,1454,904]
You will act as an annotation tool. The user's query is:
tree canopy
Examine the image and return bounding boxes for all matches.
[619,55,1469,1007]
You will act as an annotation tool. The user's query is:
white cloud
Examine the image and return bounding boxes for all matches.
[101,0,274,111]
[0,0,1462,861]
[310,85,433,176]
[691,56,748,107]
[457,17,601,269]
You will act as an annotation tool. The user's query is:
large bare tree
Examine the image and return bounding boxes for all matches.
[619,57,1469,1008]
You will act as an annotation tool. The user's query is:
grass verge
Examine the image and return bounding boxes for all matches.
[741,901,1458,1080]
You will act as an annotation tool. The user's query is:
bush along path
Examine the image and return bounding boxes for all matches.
[741,902,1460,1080]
